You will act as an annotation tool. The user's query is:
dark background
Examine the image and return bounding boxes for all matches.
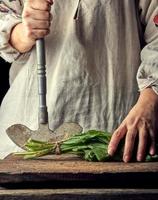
[0,57,11,104]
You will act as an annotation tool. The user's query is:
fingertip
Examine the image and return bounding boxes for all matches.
[107,146,114,156]
[137,154,143,162]
[123,155,130,163]
[149,146,156,156]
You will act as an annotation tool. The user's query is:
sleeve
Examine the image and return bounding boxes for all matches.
[136,0,158,94]
[0,0,23,63]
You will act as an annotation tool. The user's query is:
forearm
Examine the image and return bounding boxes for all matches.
[9,23,36,53]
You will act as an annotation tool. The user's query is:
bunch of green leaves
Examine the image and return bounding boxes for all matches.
[15,130,158,162]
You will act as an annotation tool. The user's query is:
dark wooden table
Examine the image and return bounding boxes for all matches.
[0,154,158,199]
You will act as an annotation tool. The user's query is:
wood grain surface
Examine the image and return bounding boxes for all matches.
[0,154,158,188]
[0,189,158,200]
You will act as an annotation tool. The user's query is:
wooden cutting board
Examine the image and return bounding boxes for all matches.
[0,154,158,188]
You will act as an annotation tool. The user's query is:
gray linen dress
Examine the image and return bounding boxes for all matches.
[0,0,158,159]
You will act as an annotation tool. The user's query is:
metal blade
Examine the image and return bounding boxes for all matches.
[6,122,83,150]
[6,124,31,149]
[54,122,83,141]
[30,124,53,142]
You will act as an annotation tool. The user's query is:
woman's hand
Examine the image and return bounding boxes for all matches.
[10,0,53,53]
[108,88,158,162]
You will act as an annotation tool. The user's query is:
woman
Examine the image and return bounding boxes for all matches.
[0,0,158,162]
